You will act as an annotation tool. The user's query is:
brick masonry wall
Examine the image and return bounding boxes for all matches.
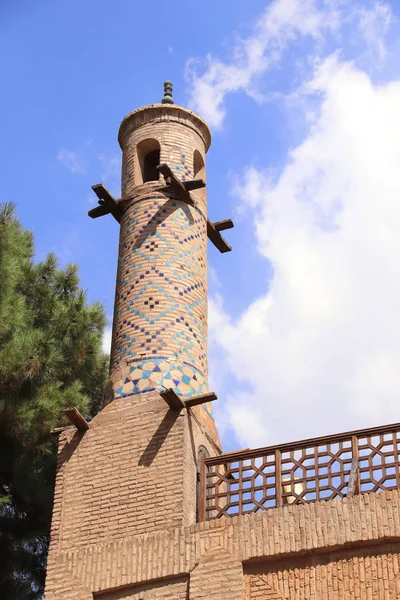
[44,388,220,598]
[48,392,220,552]
[45,480,400,598]
[189,550,244,600]
[245,542,400,599]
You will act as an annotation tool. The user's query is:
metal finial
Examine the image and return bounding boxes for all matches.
[161,81,174,104]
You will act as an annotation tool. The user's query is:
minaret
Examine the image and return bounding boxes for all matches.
[44,85,234,600]
[90,82,232,445]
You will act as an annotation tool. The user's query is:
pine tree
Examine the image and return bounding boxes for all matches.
[0,203,109,598]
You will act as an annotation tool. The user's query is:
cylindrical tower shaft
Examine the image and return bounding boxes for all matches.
[104,100,217,440]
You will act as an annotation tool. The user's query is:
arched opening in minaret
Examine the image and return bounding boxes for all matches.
[193,150,205,180]
[196,445,209,522]
[137,139,161,183]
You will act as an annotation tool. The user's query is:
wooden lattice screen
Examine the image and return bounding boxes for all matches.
[201,422,400,520]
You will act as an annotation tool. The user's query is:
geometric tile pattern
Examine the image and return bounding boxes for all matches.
[107,185,212,412]
[117,357,208,398]
[105,356,213,417]
[168,147,192,182]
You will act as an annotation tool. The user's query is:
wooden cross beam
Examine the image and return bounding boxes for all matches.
[213,219,234,232]
[159,389,186,411]
[184,179,206,191]
[64,407,90,431]
[184,391,217,408]
[157,163,195,204]
[88,173,234,253]
[157,164,234,253]
[88,184,122,223]
[206,219,232,253]
[159,389,218,412]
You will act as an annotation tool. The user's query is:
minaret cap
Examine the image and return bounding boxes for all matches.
[161,81,174,104]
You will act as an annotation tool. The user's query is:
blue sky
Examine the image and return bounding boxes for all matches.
[3,0,400,451]
[0,0,276,317]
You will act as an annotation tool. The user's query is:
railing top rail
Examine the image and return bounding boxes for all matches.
[205,421,400,466]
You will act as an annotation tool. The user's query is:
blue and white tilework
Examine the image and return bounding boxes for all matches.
[107,190,211,411]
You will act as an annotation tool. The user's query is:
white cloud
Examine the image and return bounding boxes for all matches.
[57,149,85,174]
[187,0,392,128]
[210,51,400,448]
[102,326,112,354]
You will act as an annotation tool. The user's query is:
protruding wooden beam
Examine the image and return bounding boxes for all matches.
[160,388,185,411]
[88,184,122,223]
[207,219,232,253]
[185,391,218,409]
[184,179,205,191]
[64,407,90,431]
[160,389,218,411]
[156,165,233,253]
[213,219,234,232]
[88,204,110,219]
[157,164,193,204]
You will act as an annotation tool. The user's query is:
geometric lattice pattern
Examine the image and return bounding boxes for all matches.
[203,423,400,519]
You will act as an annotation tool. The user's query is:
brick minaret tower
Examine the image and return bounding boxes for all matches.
[44,84,233,599]
[103,81,221,443]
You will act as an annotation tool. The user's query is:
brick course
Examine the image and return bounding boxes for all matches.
[245,543,400,599]
[45,477,400,598]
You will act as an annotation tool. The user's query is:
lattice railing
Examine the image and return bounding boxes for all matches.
[200,422,400,520]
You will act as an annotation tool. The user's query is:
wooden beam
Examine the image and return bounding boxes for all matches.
[184,179,206,191]
[275,449,283,508]
[184,391,218,409]
[160,389,218,411]
[64,407,90,431]
[88,204,110,219]
[157,164,193,203]
[205,421,400,466]
[207,219,232,253]
[214,219,234,232]
[88,184,122,223]
[219,447,250,456]
[157,166,233,253]
[159,388,185,411]
[347,457,359,498]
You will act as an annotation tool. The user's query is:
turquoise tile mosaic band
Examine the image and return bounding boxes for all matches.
[105,357,208,401]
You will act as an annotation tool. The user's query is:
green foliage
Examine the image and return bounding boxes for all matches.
[0,203,109,598]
